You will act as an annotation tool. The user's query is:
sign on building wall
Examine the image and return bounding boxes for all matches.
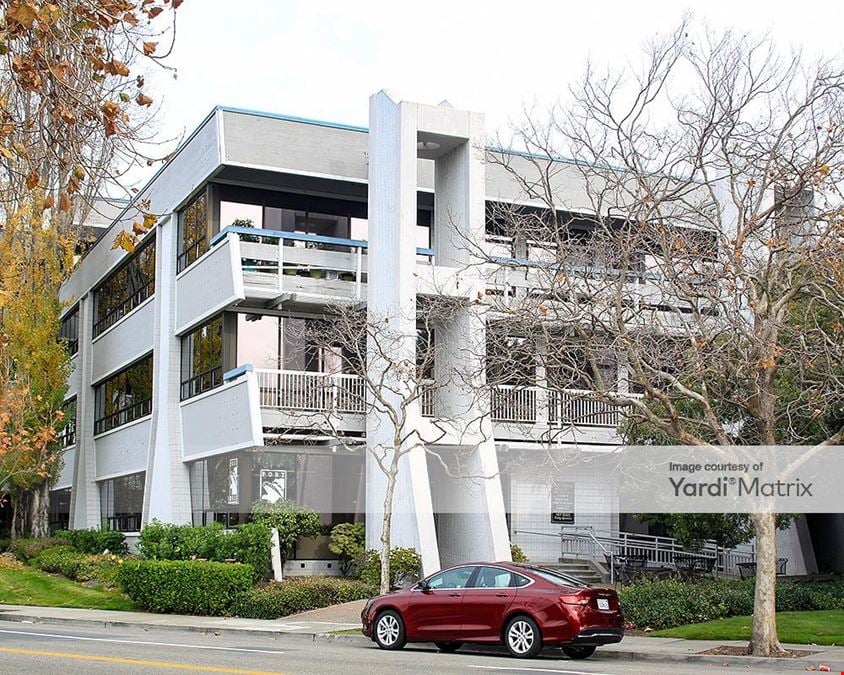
[228,458,239,504]
[550,481,575,524]
[260,469,287,503]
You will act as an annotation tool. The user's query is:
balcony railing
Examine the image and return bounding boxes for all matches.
[255,369,366,415]
[254,369,634,429]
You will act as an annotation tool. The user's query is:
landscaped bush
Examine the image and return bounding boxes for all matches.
[251,500,321,563]
[358,547,422,589]
[329,522,366,577]
[620,577,844,630]
[239,576,376,619]
[30,546,122,586]
[117,559,253,615]
[55,528,128,555]
[510,544,528,562]
[138,520,272,580]
[10,537,66,562]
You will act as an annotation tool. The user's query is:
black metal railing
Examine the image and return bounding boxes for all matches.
[49,515,70,531]
[93,279,155,337]
[192,511,247,528]
[103,513,142,532]
[59,422,76,448]
[94,398,152,435]
[177,237,208,274]
[180,365,224,401]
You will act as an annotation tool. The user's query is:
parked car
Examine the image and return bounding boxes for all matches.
[361,562,622,659]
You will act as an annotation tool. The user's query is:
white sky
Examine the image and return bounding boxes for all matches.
[143,0,844,182]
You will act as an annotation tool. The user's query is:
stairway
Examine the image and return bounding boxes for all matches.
[544,558,605,585]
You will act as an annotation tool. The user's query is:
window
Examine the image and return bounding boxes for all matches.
[471,566,516,589]
[58,398,76,448]
[94,237,156,336]
[60,306,79,355]
[94,354,153,434]
[181,316,223,400]
[100,472,144,532]
[49,488,71,531]
[178,192,208,272]
[426,566,475,589]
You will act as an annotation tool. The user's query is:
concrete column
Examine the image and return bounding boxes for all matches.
[366,91,440,575]
[143,215,192,524]
[69,294,101,528]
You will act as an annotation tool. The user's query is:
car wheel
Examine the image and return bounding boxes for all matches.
[504,615,542,658]
[434,641,462,653]
[562,645,596,660]
[373,609,406,650]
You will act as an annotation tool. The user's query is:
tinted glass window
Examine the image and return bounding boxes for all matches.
[95,237,156,335]
[512,573,532,587]
[528,567,589,588]
[426,566,475,589]
[471,566,514,589]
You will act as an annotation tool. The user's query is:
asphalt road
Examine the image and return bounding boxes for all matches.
[0,623,772,674]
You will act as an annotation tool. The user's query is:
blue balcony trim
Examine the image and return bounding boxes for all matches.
[223,363,253,382]
[211,225,435,257]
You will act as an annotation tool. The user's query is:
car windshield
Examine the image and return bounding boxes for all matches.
[523,566,589,588]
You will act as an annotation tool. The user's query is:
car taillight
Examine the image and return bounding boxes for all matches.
[559,592,590,605]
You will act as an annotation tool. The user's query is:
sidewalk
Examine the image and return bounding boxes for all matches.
[1,602,842,671]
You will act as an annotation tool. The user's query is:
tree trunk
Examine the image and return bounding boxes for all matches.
[379,470,397,595]
[748,511,784,656]
[28,480,50,538]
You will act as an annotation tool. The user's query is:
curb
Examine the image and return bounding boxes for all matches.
[0,612,842,671]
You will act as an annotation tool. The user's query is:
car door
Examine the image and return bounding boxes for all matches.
[403,566,475,641]
[459,566,519,640]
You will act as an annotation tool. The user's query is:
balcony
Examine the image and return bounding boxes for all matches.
[253,368,635,438]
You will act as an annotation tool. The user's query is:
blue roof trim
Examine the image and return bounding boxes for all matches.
[215,105,368,134]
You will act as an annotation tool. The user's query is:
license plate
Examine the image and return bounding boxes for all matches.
[597,598,610,610]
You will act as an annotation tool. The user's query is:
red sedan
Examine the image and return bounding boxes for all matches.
[361,562,622,659]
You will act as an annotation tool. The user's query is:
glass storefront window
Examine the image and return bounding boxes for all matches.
[100,472,144,532]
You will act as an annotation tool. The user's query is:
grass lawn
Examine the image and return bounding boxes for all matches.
[0,566,135,611]
[652,610,844,646]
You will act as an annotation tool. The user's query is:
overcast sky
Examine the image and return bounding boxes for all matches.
[143,0,844,179]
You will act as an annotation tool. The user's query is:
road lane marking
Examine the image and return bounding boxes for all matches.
[0,647,284,673]
[467,665,616,675]
[0,628,286,654]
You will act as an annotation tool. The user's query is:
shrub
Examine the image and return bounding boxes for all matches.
[30,546,123,585]
[117,559,253,615]
[251,500,321,563]
[55,528,128,555]
[358,547,422,589]
[620,577,844,630]
[0,538,10,553]
[239,576,376,619]
[510,544,528,562]
[10,537,66,562]
[329,522,366,577]
[138,520,271,580]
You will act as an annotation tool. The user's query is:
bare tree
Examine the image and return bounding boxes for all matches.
[472,23,844,655]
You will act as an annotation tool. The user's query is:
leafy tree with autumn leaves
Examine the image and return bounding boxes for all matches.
[0,0,181,537]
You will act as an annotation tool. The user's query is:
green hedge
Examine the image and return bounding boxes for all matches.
[239,576,376,619]
[10,537,67,562]
[620,578,844,630]
[358,548,422,588]
[117,559,253,615]
[55,528,128,555]
[30,546,122,585]
[137,521,271,580]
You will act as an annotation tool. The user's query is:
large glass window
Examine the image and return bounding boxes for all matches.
[94,237,156,336]
[100,472,144,532]
[94,354,153,434]
[49,488,71,531]
[58,398,77,448]
[60,305,79,355]
[178,191,208,272]
[181,315,223,400]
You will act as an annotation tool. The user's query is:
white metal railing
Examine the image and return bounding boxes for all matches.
[491,385,538,423]
[519,525,756,577]
[254,369,366,414]
[492,385,639,428]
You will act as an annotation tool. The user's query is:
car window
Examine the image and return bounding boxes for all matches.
[426,566,475,589]
[527,566,589,588]
[471,566,513,588]
[511,572,532,587]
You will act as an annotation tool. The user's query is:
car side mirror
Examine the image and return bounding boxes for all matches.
[416,579,430,592]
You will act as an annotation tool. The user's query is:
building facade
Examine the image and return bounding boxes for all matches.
[54,92,818,575]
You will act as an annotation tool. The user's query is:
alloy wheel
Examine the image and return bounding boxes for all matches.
[376,613,400,646]
[507,619,535,654]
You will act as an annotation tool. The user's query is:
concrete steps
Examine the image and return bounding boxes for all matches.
[542,558,605,585]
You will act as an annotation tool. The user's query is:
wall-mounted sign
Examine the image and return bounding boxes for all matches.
[227,458,239,504]
[260,469,287,503]
[551,481,575,524]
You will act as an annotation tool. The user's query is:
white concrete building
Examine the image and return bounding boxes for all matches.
[53,93,819,576]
